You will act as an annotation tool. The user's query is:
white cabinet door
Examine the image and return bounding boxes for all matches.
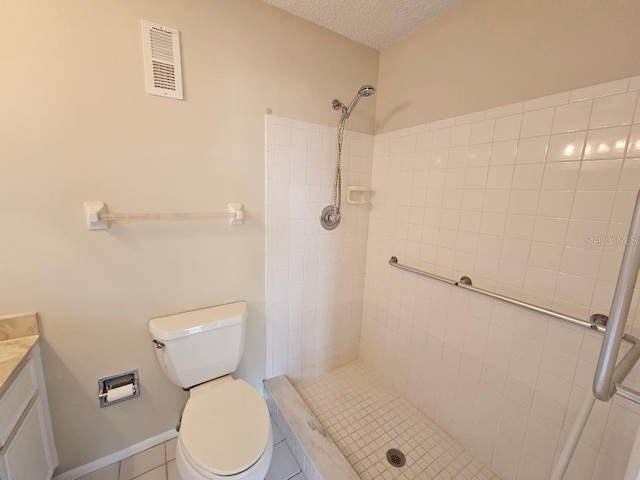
[0,395,54,480]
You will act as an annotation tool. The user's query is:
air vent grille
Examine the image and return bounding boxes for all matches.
[150,27,174,62]
[152,61,176,90]
[141,20,183,99]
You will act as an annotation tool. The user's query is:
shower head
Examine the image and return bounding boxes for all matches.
[345,84,376,116]
[333,84,376,119]
[358,85,376,97]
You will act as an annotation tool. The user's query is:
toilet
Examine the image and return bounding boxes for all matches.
[149,302,272,480]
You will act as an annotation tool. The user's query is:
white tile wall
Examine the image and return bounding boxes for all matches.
[265,115,374,381]
[365,77,640,326]
[266,76,640,480]
[361,268,640,480]
[361,76,640,480]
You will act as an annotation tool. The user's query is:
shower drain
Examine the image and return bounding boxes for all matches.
[386,448,406,467]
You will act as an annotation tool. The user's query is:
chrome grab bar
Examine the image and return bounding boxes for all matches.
[616,383,640,404]
[389,226,640,406]
[388,256,605,333]
[594,191,640,401]
[388,257,457,286]
[612,335,640,398]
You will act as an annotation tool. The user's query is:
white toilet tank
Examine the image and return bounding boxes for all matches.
[148,302,247,389]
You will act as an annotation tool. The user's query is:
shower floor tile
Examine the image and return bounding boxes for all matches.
[295,361,501,480]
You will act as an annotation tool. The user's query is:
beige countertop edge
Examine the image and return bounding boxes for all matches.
[0,335,40,396]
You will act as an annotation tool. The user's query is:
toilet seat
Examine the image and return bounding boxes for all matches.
[176,431,273,480]
[179,379,270,478]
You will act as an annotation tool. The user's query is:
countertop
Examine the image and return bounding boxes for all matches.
[0,313,40,394]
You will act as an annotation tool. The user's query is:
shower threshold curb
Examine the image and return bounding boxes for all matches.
[264,375,360,480]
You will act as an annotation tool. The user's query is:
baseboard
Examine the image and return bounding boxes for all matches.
[52,429,178,480]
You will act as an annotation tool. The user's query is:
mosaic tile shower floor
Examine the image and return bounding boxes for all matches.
[296,361,501,480]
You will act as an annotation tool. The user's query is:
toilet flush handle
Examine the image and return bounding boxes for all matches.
[152,339,165,349]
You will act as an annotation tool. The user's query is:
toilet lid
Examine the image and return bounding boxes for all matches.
[180,379,270,476]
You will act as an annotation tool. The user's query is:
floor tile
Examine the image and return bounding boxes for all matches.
[167,460,180,480]
[119,445,165,480]
[265,442,301,480]
[131,465,166,480]
[271,416,285,444]
[77,463,119,480]
[165,438,177,462]
[296,361,502,480]
[289,473,308,480]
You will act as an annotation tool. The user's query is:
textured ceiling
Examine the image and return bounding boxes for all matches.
[262,0,463,49]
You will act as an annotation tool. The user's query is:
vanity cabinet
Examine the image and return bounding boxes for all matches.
[0,343,57,480]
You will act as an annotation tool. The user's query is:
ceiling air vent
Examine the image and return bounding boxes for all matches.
[141,20,183,100]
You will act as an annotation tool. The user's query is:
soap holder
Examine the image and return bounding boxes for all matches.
[346,186,369,205]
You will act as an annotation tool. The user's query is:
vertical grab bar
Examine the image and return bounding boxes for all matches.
[594,191,640,401]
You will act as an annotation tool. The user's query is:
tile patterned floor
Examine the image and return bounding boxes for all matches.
[77,417,306,480]
[296,361,502,480]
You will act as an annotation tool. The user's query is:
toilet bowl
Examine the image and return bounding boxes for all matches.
[148,303,273,479]
[175,377,272,480]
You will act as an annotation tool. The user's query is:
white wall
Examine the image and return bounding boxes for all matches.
[376,0,640,133]
[265,115,373,382]
[0,0,378,473]
[361,76,640,480]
